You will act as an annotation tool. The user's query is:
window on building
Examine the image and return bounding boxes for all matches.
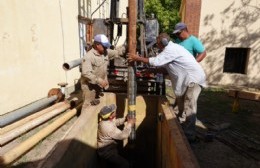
[223,47,250,74]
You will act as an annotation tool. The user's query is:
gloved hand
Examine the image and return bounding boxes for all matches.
[127,117,136,125]
[98,79,109,88]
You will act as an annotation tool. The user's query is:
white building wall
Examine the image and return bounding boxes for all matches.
[0,0,80,115]
[0,0,128,115]
[199,0,260,88]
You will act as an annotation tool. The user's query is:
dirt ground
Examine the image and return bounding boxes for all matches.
[166,85,260,168]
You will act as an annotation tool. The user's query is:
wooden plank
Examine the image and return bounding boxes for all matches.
[159,97,200,168]
[157,100,163,168]
[228,90,260,101]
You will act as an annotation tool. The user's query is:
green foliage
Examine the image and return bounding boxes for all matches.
[144,0,181,34]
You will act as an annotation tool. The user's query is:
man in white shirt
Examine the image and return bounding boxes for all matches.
[128,33,207,142]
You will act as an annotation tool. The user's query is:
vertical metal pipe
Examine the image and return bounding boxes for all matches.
[110,0,119,19]
[128,0,137,140]
[109,0,117,45]
[138,0,147,64]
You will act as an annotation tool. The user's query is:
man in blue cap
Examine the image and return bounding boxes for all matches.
[81,34,111,107]
[97,104,135,168]
[173,22,206,62]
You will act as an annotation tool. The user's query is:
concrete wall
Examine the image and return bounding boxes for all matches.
[0,0,128,115]
[0,0,80,115]
[199,0,260,88]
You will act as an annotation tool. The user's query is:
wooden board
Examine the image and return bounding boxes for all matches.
[159,97,200,168]
[228,90,260,101]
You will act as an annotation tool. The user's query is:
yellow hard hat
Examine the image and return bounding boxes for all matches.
[99,104,117,119]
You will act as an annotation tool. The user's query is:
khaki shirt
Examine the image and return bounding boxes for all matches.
[97,118,132,149]
[81,48,109,86]
[107,45,126,60]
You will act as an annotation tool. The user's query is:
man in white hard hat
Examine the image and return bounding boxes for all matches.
[81,34,111,107]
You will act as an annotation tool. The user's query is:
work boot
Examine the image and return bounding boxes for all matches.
[90,99,100,106]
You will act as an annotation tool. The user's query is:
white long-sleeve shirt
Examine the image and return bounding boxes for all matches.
[149,41,207,96]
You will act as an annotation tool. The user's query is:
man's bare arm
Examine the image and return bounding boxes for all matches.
[128,53,149,64]
[196,51,206,62]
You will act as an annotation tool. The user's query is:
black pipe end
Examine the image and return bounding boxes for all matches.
[63,63,70,71]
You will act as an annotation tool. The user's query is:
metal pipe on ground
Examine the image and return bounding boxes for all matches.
[0,102,64,135]
[62,58,83,71]
[0,95,58,128]
[0,101,73,146]
[0,103,83,167]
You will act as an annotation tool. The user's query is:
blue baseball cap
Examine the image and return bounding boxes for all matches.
[172,22,187,34]
[94,34,111,48]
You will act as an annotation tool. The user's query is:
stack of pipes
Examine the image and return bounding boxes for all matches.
[0,96,82,167]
